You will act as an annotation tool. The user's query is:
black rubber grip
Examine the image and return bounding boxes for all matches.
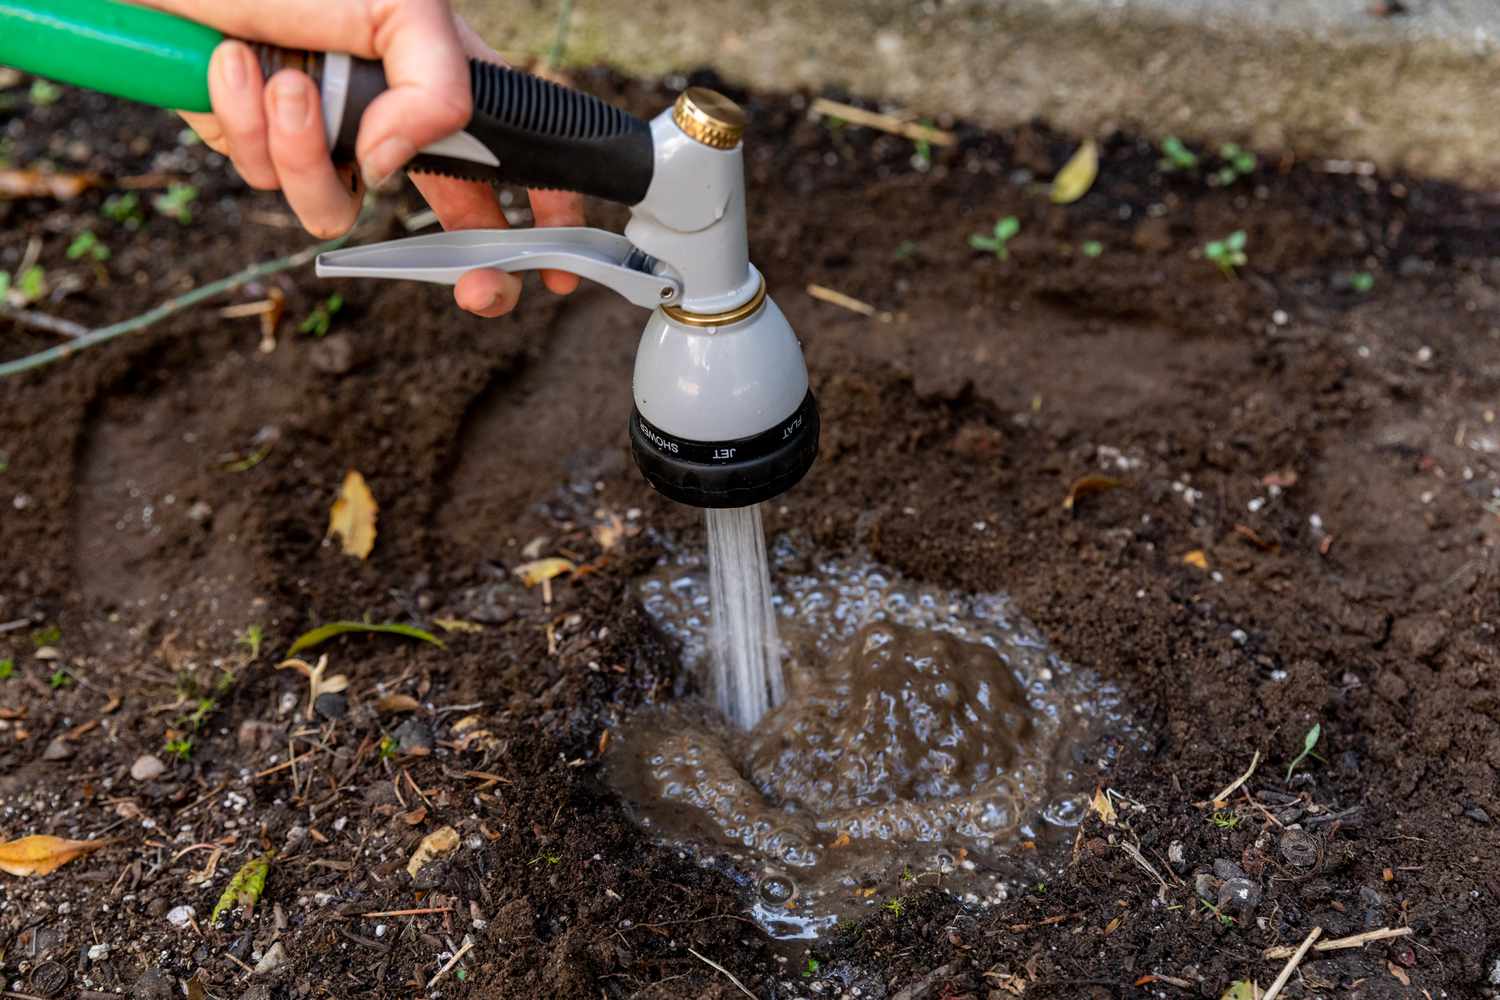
[328,57,654,205]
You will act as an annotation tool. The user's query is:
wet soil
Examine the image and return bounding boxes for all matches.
[2,68,1499,999]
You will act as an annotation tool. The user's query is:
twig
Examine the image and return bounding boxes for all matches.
[1263,925,1410,959]
[1118,842,1171,895]
[806,283,892,321]
[809,97,956,146]
[223,952,255,976]
[0,228,356,378]
[360,907,453,918]
[687,948,756,999]
[425,936,474,989]
[0,306,90,339]
[1261,926,1322,1000]
[0,618,32,634]
[1200,750,1260,807]
[253,748,320,779]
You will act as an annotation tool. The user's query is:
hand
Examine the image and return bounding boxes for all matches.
[149,0,583,317]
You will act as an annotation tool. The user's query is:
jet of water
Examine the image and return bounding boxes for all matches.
[705,504,784,728]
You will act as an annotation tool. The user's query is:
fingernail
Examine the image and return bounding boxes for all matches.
[270,75,308,131]
[223,43,248,89]
[361,137,415,190]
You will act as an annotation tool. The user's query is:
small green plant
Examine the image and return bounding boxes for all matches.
[0,452,8,473]
[152,183,199,224]
[0,658,13,680]
[1349,271,1375,294]
[1210,810,1241,830]
[1081,240,1104,258]
[894,240,919,261]
[882,897,905,917]
[48,669,72,689]
[1199,900,1236,926]
[1034,881,1047,894]
[1211,143,1257,186]
[66,230,110,263]
[1158,136,1198,172]
[102,192,145,229]
[1285,722,1324,781]
[912,120,935,169]
[29,79,62,106]
[378,735,398,760]
[236,623,264,660]
[186,697,217,731]
[32,625,61,648]
[164,735,194,760]
[969,216,1021,261]
[528,851,562,866]
[1204,231,1248,277]
[801,957,820,978]
[298,293,344,337]
[3,265,47,305]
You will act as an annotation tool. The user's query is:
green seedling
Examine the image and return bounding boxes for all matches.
[1349,271,1375,294]
[912,120,935,169]
[164,735,193,760]
[1211,143,1257,186]
[969,216,1020,260]
[893,240,919,261]
[29,79,61,106]
[2,265,47,305]
[66,230,110,263]
[1199,900,1236,926]
[236,623,264,660]
[152,182,199,224]
[1285,722,1324,781]
[32,625,61,648]
[102,192,145,229]
[1081,240,1104,258]
[1210,810,1241,830]
[1158,136,1198,172]
[0,658,13,680]
[186,697,217,731]
[298,293,344,337]
[48,669,72,689]
[1203,231,1248,277]
[882,897,905,917]
[528,851,562,866]
[211,852,273,926]
[802,957,820,978]
[378,735,398,760]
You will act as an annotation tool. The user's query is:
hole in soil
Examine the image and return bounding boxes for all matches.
[608,537,1139,940]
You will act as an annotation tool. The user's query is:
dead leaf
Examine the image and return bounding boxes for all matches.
[407,825,459,877]
[1219,982,1257,1000]
[276,655,349,720]
[514,557,575,587]
[1103,913,1124,935]
[400,806,428,826]
[0,834,109,876]
[1387,962,1410,987]
[831,832,852,849]
[1050,139,1099,204]
[0,168,102,200]
[451,715,484,735]
[376,693,420,715]
[1063,474,1123,511]
[432,617,484,634]
[102,692,122,714]
[1182,549,1210,570]
[1090,787,1118,826]
[327,470,378,559]
[1232,523,1279,552]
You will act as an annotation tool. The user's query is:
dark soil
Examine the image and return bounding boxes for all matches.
[3,67,1499,999]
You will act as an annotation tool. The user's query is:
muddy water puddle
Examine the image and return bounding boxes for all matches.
[609,540,1137,939]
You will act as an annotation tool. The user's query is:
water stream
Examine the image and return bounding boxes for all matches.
[704,504,784,729]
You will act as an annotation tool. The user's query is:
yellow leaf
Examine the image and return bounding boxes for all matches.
[1063,474,1123,511]
[1090,786,1117,826]
[407,825,460,878]
[1051,139,1098,205]
[1220,981,1258,1000]
[514,557,576,587]
[327,470,378,559]
[1182,549,1209,570]
[0,834,108,877]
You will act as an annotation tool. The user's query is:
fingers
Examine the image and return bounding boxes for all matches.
[206,40,277,190]
[264,70,361,238]
[177,110,230,157]
[528,189,587,295]
[409,172,522,317]
[353,2,471,187]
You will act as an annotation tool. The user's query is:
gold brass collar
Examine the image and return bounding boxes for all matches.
[672,87,747,150]
[661,279,766,328]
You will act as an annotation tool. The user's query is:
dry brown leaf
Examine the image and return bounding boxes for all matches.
[1063,474,1123,511]
[407,825,459,877]
[831,832,852,849]
[514,557,575,587]
[400,806,428,826]
[277,655,349,720]
[1103,913,1124,935]
[451,715,484,735]
[432,617,484,634]
[327,470,378,559]
[1387,961,1410,987]
[1090,786,1118,826]
[1182,549,1210,570]
[1051,139,1099,205]
[375,693,420,716]
[0,834,109,877]
[0,168,102,200]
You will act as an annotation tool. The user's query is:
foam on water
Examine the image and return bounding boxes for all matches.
[611,538,1138,939]
[704,505,784,729]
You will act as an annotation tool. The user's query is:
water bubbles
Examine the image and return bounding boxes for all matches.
[759,874,796,905]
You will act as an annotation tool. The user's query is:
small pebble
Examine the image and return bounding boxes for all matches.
[1167,840,1187,873]
[166,905,194,929]
[87,943,110,961]
[253,940,288,976]
[1213,859,1245,881]
[393,717,434,754]
[1194,873,1219,903]
[313,691,348,721]
[1279,828,1319,868]
[42,737,73,762]
[131,754,167,781]
[1218,877,1261,916]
